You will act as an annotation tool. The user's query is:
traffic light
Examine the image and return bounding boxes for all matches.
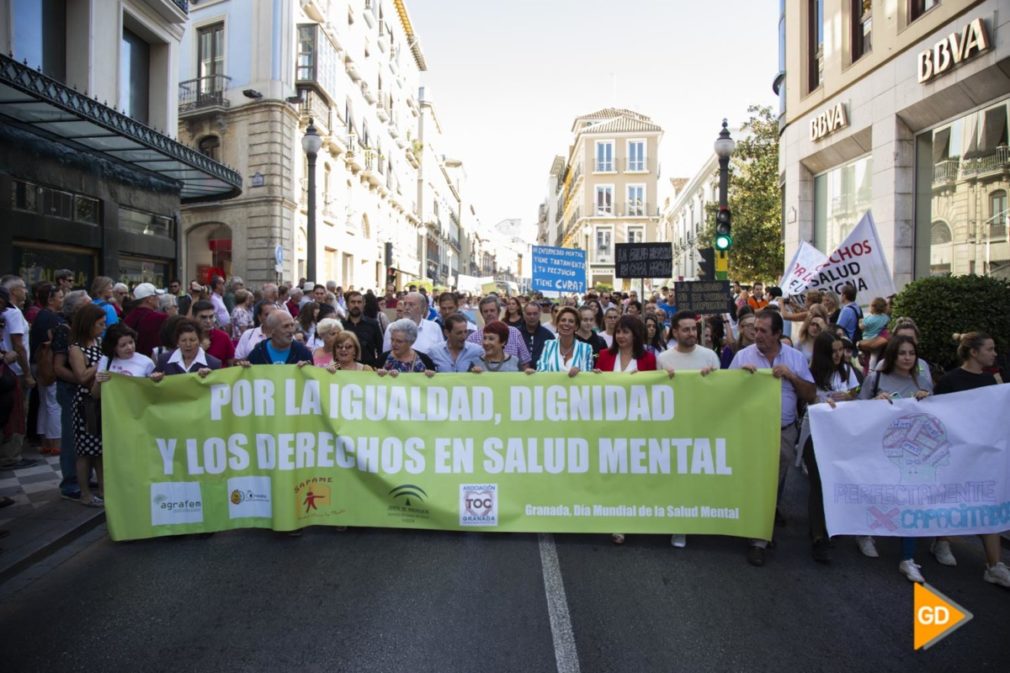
[715,208,733,251]
[698,247,715,281]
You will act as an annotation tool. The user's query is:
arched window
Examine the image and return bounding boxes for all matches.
[930,221,952,244]
[198,135,220,160]
[990,190,1007,238]
[361,214,371,239]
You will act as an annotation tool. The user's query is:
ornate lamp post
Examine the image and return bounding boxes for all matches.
[301,118,323,282]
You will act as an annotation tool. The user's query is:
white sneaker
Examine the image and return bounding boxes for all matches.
[983,562,1010,588]
[899,559,925,583]
[670,534,687,548]
[857,536,879,558]
[930,540,957,566]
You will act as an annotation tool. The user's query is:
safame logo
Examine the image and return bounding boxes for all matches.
[388,484,430,521]
[294,477,333,518]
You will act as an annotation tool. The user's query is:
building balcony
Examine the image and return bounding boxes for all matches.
[932,158,960,187]
[361,82,376,105]
[179,75,231,115]
[963,146,1010,178]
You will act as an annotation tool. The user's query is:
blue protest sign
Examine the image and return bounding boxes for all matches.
[531,246,586,293]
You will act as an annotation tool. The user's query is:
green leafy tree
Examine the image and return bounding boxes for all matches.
[703,105,783,284]
[890,275,1010,372]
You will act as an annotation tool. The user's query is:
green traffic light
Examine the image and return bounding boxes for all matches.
[715,234,733,251]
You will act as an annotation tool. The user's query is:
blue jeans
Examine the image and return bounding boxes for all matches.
[56,381,79,494]
[901,537,917,560]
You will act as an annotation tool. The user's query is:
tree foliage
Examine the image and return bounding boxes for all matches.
[703,105,783,284]
[889,274,1010,372]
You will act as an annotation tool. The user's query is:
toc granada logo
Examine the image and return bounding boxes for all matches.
[150,482,204,526]
[460,483,498,527]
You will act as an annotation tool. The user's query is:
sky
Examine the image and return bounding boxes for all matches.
[407,0,779,241]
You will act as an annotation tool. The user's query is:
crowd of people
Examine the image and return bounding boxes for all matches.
[0,271,1007,588]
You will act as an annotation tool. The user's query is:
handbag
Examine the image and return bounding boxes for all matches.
[35,329,57,386]
[81,353,109,436]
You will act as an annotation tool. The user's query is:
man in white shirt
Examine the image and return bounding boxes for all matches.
[209,276,231,333]
[657,311,721,373]
[0,276,35,469]
[656,310,719,548]
[382,292,443,356]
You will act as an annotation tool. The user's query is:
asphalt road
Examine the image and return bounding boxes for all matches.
[2,476,1008,673]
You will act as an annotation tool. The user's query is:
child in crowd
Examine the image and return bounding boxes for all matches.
[859,296,889,370]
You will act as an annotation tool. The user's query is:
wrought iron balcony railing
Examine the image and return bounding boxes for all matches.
[179,75,231,112]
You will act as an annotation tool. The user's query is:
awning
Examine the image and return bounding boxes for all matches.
[980,104,1008,152]
[0,54,241,203]
[932,127,951,163]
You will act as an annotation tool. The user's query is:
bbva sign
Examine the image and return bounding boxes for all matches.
[917,17,990,84]
[809,103,848,142]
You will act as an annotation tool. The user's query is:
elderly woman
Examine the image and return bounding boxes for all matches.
[377,318,436,375]
[158,292,179,317]
[471,321,521,372]
[151,319,221,379]
[312,318,343,366]
[329,331,373,372]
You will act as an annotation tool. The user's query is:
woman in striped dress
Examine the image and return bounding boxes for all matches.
[536,307,592,375]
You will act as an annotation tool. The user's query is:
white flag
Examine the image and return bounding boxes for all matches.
[780,241,829,297]
[782,211,897,301]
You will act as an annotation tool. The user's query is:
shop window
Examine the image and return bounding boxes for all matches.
[74,195,100,224]
[12,180,38,213]
[121,28,150,124]
[813,155,873,252]
[43,188,73,220]
[120,207,174,238]
[916,99,1010,279]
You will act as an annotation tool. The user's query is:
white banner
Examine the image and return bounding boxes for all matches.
[809,385,1010,537]
[781,241,829,297]
[782,211,897,301]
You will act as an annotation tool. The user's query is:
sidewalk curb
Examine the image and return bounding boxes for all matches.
[0,508,106,585]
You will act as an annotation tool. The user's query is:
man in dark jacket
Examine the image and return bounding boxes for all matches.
[339,291,382,367]
[245,311,312,365]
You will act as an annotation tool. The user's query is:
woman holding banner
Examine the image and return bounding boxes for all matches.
[151,319,222,378]
[801,332,860,563]
[598,315,657,545]
[857,335,933,582]
[377,319,435,375]
[537,307,593,375]
[933,332,1010,588]
[471,321,521,373]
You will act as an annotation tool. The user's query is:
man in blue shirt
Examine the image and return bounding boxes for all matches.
[730,309,816,567]
[836,283,863,342]
[429,314,483,372]
[245,311,313,365]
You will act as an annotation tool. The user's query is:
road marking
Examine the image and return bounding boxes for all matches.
[538,533,581,673]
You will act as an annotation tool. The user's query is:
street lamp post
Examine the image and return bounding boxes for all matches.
[301,118,323,283]
[713,119,736,280]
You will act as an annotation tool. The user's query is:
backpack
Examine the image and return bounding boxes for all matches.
[842,303,863,343]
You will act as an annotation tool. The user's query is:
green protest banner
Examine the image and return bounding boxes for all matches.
[102,368,781,541]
